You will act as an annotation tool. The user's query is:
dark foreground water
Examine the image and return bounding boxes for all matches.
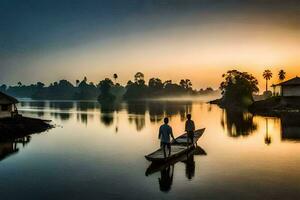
[1,100,300,200]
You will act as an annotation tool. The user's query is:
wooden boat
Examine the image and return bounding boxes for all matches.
[145,128,205,162]
[145,145,206,176]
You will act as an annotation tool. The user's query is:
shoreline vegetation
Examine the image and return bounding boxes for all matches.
[0,72,219,102]
[249,97,300,115]
[209,70,259,111]
[0,116,53,140]
[210,69,300,115]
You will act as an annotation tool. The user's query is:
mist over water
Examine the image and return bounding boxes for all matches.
[143,92,221,102]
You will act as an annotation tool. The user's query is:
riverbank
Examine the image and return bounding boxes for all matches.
[249,97,300,115]
[209,98,249,112]
[210,96,300,115]
[0,116,53,139]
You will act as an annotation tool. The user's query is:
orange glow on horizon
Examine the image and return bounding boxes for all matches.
[5,19,300,92]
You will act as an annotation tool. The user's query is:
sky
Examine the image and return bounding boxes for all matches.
[1,0,300,90]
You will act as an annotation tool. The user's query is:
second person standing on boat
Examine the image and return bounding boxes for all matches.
[185,114,195,146]
[159,117,176,158]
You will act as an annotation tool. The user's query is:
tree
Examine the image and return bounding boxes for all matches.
[220,70,259,107]
[126,80,133,87]
[73,79,98,100]
[134,72,145,85]
[76,80,80,87]
[98,78,115,102]
[98,78,114,95]
[83,76,87,83]
[113,73,118,84]
[0,84,7,92]
[206,87,213,92]
[263,69,272,92]
[123,73,147,99]
[36,82,45,88]
[17,82,22,87]
[148,78,163,90]
[163,80,172,88]
[278,70,286,82]
[179,79,192,90]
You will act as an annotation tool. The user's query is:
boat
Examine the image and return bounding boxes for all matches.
[145,128,205,162]
[145,145,206,176]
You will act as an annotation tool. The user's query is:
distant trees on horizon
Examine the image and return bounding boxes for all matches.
[0,72,218,100]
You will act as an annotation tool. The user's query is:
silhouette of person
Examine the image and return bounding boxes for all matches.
[159,165,174,192]
[185,114,195,146]
[158,117,176,158]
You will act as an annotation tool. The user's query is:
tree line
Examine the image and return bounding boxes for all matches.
[218,69,287,108]
[0,72,217,101]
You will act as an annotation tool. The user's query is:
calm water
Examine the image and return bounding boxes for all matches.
[1,100,300,200]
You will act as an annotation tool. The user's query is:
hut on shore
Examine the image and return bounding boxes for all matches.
[0,92,19,119]
[272,77,300,97]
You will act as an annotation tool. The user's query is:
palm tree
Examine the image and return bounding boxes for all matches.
[83,76,87,83]
[263,69,273,92]
[17,81,22,87]
[278,70,286,82]
[113,73,118,84]
[134,72,145,85]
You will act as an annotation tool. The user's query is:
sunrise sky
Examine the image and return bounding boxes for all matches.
[1,0,300,91]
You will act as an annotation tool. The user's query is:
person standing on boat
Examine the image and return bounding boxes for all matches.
[159,117,176,158]
[185,114,195,146]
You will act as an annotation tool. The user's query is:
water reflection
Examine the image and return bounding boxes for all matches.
[148,102,164,123]
[19,101,300,142]
[146,146,206,192]
[184,153,195,180]
[20,101,193,131]
[100,113,114,127]
[280,113,300,142]
[12,100,300,199]
[221,109,257,137]
[159,165,174,192]
[220,109,300,144]
[127,101,192,131]
[264,118,272,145]
[127,103,146,131]
[0,136,31,162]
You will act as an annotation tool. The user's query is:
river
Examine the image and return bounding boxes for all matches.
[0,99,300,199]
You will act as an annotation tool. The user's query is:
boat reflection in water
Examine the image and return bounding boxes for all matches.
[145,145,207,192]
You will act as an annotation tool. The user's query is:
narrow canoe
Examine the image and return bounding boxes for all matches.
[145,145,207,176]
[145,128,205,162]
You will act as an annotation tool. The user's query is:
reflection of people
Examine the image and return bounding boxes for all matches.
[185,155,195,180]
[158,117,176,158]
[185,114,195,146]
[159,165,174,192]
